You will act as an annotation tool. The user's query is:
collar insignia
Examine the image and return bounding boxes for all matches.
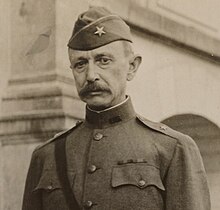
[94,26,106,37]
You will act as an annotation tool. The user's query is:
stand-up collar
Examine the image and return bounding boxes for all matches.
[85,97,136,128]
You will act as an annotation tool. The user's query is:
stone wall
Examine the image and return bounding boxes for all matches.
[129,29,220,126]
[0,0,220,209]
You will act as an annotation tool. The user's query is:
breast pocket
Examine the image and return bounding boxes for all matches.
[33,170,75,210]
[110,163,165,209]
[33,170,62,192]
[111,163,165,191]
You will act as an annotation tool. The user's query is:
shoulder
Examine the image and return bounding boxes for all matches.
[33,120,83,154]
[136,114,196,147]
[28,121,83,170]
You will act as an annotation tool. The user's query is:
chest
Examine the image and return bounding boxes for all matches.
[65,122,166,209]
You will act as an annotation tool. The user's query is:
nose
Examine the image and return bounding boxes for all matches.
[86,61,99,82]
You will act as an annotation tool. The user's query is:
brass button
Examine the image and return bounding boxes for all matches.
[84,200,93,208]
[76,120,82,125]
[88,165,97,173]
[138,180,146,187]
[47,185,53,190]
[94,133,103,141]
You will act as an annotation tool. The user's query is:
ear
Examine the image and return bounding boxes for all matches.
[127,54,142,81]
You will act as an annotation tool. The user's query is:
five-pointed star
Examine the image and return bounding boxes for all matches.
[94,26,106,37]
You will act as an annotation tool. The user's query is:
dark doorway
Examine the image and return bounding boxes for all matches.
[162,114,220,172]
[162,114,220,210]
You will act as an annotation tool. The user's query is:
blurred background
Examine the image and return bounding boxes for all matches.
[0,0,220,209]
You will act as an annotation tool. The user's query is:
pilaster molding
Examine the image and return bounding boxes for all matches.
[0,75,84,145]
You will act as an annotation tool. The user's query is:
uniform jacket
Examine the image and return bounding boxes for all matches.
[22,98,210,210]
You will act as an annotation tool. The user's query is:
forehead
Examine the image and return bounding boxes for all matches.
[68,41,125,61]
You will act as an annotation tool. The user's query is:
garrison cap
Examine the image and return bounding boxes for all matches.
[68,6,132,51]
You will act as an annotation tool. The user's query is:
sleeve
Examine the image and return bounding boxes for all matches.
[164,136,211,210]
[22,150,43,210]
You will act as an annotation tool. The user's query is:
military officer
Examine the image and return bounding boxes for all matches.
[22,6,211,210]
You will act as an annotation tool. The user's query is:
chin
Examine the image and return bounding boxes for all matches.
[88,102,110,110]
[84,97,112,110]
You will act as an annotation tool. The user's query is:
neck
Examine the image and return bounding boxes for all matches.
[85,96,135,128]
[87,97,129,113]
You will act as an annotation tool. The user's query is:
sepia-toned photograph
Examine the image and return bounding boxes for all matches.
[0,0,219,209]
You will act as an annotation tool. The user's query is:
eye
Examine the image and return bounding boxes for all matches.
[97,57,112,65]
[73,60,88,72]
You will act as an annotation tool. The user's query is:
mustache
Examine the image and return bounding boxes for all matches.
[79,82,111,97]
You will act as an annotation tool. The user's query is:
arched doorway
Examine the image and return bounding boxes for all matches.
[162,114,220,210]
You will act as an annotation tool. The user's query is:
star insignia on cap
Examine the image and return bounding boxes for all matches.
[94,26,106,37]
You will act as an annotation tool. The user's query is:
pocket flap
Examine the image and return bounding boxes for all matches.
[33,170,62,192]
[111,164,165,190]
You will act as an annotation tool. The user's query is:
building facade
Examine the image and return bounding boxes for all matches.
[0,0,220,209]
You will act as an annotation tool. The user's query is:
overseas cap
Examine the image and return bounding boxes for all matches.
[68,7,132,51]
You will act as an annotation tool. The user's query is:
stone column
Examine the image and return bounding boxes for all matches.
[0,0,88,209]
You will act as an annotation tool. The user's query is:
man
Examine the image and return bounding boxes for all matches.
[22,6,210,210]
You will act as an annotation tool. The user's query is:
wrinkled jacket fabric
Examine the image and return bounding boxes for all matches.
[22,98,210,210]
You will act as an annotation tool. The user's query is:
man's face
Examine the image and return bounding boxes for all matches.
[68,41,138,110]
